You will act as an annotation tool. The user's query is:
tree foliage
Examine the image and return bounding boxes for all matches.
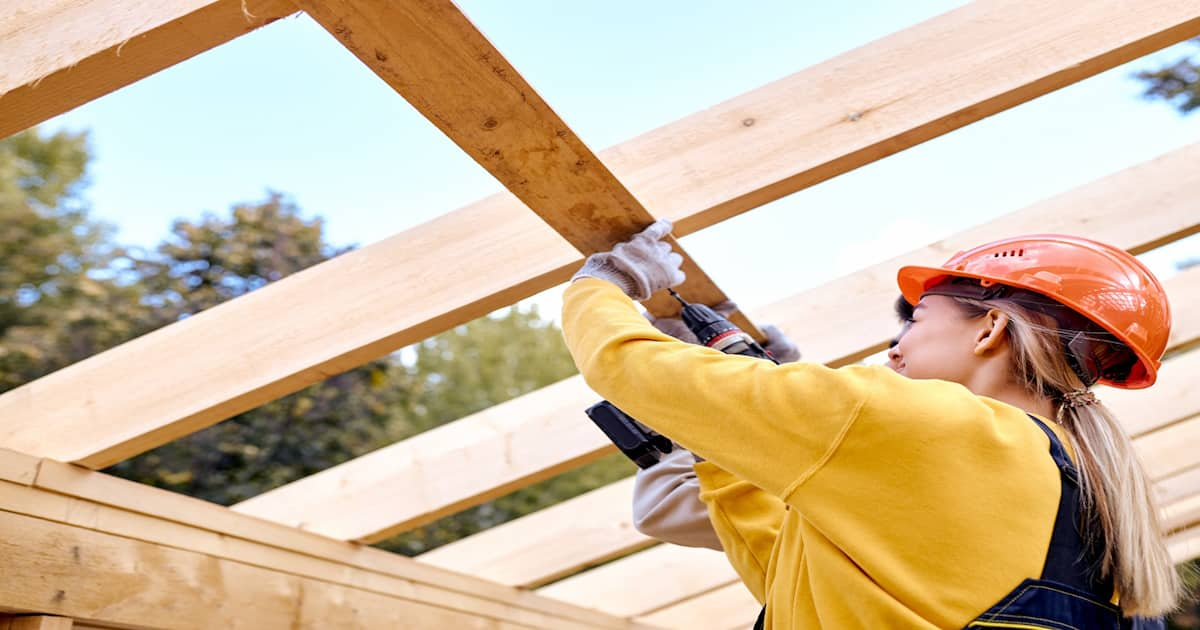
[0,129,147,390]
[1138,39,1200,114]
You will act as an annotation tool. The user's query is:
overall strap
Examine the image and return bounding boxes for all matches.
[1026,414,1114,599]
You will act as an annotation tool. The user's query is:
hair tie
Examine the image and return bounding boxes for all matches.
[1061,389,1099,408]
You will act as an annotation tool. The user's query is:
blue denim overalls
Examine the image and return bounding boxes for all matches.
[751,416,1165,630]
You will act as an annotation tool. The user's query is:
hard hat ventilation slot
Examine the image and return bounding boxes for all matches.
[992,249,1025,258]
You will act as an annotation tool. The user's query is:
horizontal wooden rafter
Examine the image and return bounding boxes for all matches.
[0,449,648,630]
[418,477,654,589]
[0,0,298,140]
[233,143,1200,542]
[536,544,737,618]
[635,581,760,630]
[3,0,1199,469]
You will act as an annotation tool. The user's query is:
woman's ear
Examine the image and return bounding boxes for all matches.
[973,309,1010,356]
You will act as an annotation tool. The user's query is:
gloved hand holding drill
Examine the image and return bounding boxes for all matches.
[577,219,800,469]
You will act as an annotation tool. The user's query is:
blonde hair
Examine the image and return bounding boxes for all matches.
[953,293,1179,617]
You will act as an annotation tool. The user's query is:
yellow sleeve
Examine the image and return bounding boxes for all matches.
[695,461,785,604]
[563,278,876,498]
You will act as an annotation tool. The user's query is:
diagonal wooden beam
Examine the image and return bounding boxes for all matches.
[3,0,1199,469]
[294,0,750,327]
[232,144,1200,543]
[0,0,298,139]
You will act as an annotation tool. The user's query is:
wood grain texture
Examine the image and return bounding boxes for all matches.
[0,0,297,139]
[635,582,759,630]
[0,617,73,630]
[418,477,654,588]
[0,449,39,486]
[231,144,1200,543]
[3,0,1197,469]
[0,477,653,630]
[536,544,738,618]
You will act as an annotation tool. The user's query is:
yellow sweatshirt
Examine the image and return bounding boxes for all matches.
[562,279,1071,629]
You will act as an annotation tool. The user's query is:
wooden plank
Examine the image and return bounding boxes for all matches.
[1156,466,1200,506]
[1165,263,1200,356]
[418,477,654,588]
[0,449,39,486]
[0,479,652,630]
[3,617,73,630]
[0,506,501,630]
[1167,522,1200,564]
[0,0,297,140]
[1162,493,1200,533]
[1133,413,1200,482]
[536,545,738,618]
[1108,327,1200,439]
[295,0,756,333]
[235,148,1200,543]
[3,0,1199,469]
[635,582,759,630]
[24,457,639,630]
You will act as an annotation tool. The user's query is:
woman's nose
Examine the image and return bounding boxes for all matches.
[885,341,902,368]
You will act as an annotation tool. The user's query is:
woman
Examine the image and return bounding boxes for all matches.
[562,220,1176,628]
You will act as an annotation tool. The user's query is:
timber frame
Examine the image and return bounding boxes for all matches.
[2,1,1200,628]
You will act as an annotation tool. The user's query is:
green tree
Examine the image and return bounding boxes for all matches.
[105,194,414,504]
[0,128,146,392]
[1138,39,1200,114]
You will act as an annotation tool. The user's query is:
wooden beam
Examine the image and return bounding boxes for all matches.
[0,449,39,486]
[1108,324,1200,439]
[233,146,1200,542]
[418,344,1200,592]
[3,1,1199,469]
[635,582,759,630]
[294,0,755,331]
[1134,412,1200,482]
[1168,522,1200,564]
[14,454,645,630]
[0,0,297,140]
[536,545,737,618]
[418,477,655,588]
[1157,466,1200,506]
[0,617,73,630]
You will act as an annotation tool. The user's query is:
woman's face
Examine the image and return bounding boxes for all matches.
[889,295,985,383]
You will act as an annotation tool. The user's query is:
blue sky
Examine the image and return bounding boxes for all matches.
[41,1,1200,314]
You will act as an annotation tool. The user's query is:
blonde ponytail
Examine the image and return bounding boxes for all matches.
[954,296,1180,616]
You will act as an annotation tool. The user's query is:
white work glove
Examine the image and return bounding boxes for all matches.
[762,324,801,363]
[572,219,685,300]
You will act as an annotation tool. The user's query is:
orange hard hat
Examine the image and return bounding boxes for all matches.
[896,234,1171,389]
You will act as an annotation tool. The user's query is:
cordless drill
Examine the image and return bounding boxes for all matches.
[585,290,777,468]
